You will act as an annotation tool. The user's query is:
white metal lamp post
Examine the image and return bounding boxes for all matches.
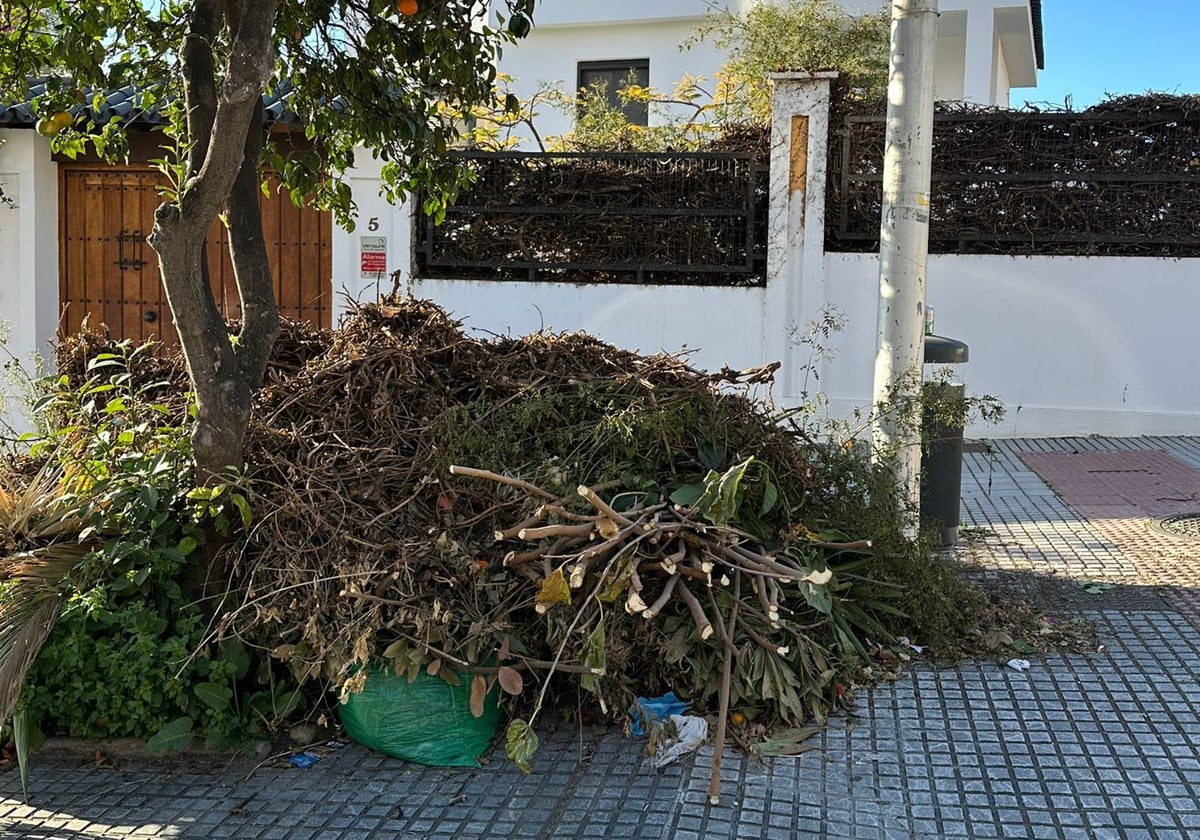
[871,0,939,533]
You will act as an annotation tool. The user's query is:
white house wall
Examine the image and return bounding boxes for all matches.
[0,129,58,431]
[497,0,1037,138]
[517,0,715,27]
[994,4,1038,88]
[497,19,725,145]
[959,4,998,103]
[933,31,967,101]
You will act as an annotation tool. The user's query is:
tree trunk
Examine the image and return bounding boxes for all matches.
[145,0,278,601]
[153,227,247,480]
[155,99,278,487]
[146,0,277,485]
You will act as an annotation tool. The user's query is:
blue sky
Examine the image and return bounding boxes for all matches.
[1012,1,1200,108]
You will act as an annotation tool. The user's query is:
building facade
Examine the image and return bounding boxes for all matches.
[492,0,1044,142]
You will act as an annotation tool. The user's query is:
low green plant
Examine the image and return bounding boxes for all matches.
[1,340,304,772]
[23,588,304,747]
[862,533,988,657]
[920,375,1006,440]
[24,589,202,741]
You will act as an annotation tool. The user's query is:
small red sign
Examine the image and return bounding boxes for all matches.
[361,251,387,274]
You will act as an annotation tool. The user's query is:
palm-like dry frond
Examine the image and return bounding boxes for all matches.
[0,462,87,549]
[0,462,93,724]
[0,545,88,724]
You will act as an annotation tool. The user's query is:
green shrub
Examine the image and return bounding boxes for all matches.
[24,583,304,746]
[24,588,200,740]
[5,339,305,750]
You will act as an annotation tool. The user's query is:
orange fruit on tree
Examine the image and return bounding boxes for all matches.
[398,0,417,16]
[36,111,72,136]
[730,710,745,726]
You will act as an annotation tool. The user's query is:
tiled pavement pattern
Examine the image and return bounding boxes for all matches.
[3,437,1200,840]
[960,444,1135,580]
[1005,437,1200,624]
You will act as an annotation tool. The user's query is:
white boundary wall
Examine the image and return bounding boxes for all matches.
[819,253,1200,437]
[334,74,1200,440]
[0,130,59,431]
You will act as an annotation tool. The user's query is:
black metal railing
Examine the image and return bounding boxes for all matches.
[827,102,1200,257]
[416,151,768,286]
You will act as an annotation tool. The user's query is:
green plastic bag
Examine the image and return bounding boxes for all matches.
[338,667,501,767]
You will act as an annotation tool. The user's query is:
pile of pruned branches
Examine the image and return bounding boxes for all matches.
[206,298,909,782]
[448,463,877,796]
[50,299,909,784]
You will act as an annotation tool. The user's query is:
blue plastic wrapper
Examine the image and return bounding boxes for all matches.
[629,692,691,736]
[286,751,321,768]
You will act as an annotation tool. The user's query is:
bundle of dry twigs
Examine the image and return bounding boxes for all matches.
[449,465,870,801]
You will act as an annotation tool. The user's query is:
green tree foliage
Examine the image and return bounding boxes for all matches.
[0,0,534,495]
[690,0,891,116]
[0,0,534,224]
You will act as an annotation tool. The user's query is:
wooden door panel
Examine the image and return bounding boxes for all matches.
[117,173,151,345]
[138,176,172,345]
[80,175,107,334]
[299,194,321,324]
[261,181,283,312]
[277,182,302,323]
[59,165,332,347]
[59,172,88,337]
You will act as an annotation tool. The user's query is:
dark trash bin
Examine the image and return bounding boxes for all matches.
[920,336,969,548]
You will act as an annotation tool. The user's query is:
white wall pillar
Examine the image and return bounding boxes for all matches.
[961,8,996,105]
[330,149,414,324]
[993,38,1011,107]
[764,72,836,403]
[0,129,58,432]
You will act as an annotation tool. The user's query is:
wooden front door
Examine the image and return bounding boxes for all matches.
[59,165,333,347]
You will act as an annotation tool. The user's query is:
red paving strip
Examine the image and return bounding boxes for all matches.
[1018,449,1200,623]
[1020,450,1200,516]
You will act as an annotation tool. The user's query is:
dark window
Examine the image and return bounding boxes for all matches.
[577,59,650,125]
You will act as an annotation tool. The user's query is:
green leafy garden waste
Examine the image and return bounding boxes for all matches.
[3,297,998,772]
